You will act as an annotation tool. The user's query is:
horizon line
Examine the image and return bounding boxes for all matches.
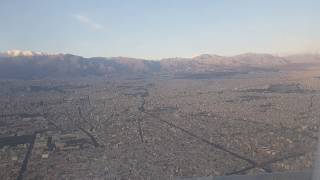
[1,49,320,60]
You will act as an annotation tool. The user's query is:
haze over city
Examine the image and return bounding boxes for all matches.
[1,1,320,180]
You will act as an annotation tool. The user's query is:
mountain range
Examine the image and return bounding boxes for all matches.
[0,50,319,79]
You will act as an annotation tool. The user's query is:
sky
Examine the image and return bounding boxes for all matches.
[0,0,319,59]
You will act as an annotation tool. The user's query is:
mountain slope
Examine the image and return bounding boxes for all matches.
[0,50,319,79]
[0,54,162,79]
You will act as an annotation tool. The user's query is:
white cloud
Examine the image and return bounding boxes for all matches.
[73,14,104,30]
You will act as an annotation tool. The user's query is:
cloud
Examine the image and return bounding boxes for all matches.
[73,14,104,30]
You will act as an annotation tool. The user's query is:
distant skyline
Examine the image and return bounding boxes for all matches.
[0,0,319,59]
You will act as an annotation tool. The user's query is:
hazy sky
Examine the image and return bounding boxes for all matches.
[0,0,319,59]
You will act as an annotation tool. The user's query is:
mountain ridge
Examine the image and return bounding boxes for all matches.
[2,49,319,60]
[0,50,319,79]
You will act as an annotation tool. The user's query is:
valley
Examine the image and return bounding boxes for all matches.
[1,57,320,179]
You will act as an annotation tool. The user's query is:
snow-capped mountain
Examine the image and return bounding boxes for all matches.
[0,49,319,79]
[0,50,54,57]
